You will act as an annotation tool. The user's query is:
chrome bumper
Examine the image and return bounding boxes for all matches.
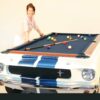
[0,75,99,93]
[4,82,98,93]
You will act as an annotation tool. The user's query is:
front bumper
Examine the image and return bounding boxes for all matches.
[0,75,99,93]
[4,82,98,93]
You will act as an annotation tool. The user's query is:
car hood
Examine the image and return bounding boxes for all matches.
[0,53,96,70]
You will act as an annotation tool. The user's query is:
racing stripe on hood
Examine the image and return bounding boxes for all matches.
[18,55,38,66]
[36,56,58,69]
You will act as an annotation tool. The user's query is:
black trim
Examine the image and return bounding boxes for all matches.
[8,65,71,79]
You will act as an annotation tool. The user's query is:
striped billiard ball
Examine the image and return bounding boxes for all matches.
[83,37,87,41]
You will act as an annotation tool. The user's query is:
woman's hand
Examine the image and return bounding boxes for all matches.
[40,33,44,37]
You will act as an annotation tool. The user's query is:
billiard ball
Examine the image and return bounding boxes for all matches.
[46,46,51,49]
[68,45,72,49]
[81,36,84,38]
[51,37,57,42]
[77,35,80,38]
[51,37,54,40]
[67,36,70,39]
[69,36,72,40]
[47,36,51,40]
[83,37,87,41]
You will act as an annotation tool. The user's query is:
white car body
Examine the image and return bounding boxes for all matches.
[0,33,100,93]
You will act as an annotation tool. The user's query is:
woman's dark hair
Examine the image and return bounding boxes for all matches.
[26,3,35,12]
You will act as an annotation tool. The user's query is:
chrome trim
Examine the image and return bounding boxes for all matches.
[4,82,97,93]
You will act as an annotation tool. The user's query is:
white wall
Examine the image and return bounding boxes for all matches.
[0,0,100,51]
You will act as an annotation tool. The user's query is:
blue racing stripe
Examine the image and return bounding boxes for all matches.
[40,79,57,87]
[22,77,36,85]
[37,56,58,69]
[21,77,66,87]
[19,55,38,66]
[41,56,58,60]
[21,77,57,87]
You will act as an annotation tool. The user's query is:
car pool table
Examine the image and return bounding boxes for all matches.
[5,32,99,58]
[1,32,100,93]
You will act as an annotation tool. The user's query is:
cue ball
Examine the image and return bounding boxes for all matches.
[68,45,72,49]
[67,36,70,39]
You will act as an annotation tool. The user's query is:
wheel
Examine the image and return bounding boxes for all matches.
[5,87,22,93]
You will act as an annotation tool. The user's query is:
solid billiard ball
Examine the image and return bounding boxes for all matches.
[47,36,51,40]
[51,37,54,40]
[51,37,57,42]
[69,36,72,40]
[68,45,72,49]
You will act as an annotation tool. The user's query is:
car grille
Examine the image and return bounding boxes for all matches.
[8,66,71,79]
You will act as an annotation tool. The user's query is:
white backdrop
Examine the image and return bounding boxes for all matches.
[0,0,100,51]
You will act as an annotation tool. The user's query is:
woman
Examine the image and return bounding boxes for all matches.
[23,3,44,43]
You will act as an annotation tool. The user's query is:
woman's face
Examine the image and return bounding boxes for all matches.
[27,7,35,18]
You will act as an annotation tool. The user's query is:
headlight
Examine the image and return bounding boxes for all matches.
[0,63,4,72]
[82,69,95,81]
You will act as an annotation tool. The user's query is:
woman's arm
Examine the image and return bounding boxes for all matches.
[24,31,30,43]
[33,20,44,37]
[23,19,30,43]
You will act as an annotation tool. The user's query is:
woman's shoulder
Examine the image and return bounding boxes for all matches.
[23,16,28,22]
[21,16,29,26]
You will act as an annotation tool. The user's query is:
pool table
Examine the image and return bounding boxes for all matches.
[5,32,99,58]
[1,32,100,93]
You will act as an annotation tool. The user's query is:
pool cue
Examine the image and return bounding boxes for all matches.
[25,39,78,51]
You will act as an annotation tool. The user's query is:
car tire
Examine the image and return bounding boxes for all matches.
[5,87,22,93]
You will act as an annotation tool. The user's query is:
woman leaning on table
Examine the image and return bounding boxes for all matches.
[22,3,44,43]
